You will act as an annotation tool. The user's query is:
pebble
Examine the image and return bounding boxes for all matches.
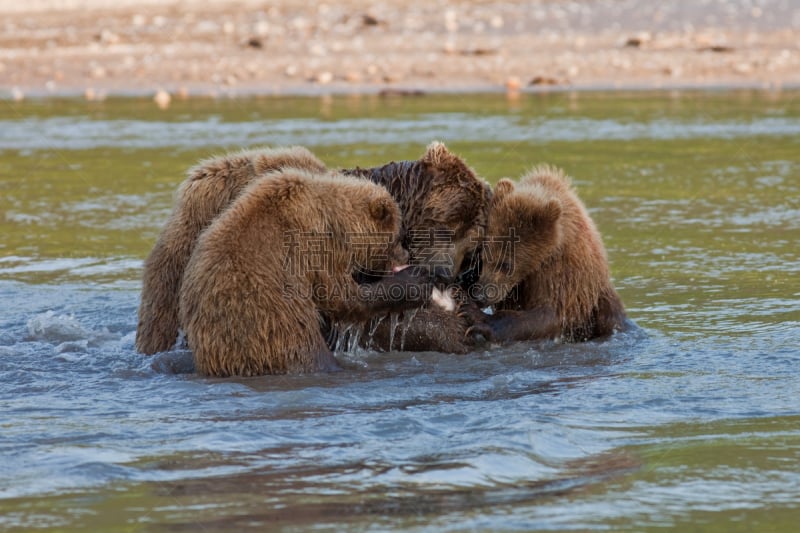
[624,32,652,48]
[362,14,381,26]
[254,20,270,36]
[245,37,262,49]
[84,88,106,101]
[314,71,333,84]
[530,75,559,86]
[505,76,521,91]
[153,89,171,109]
[344,71,362,82]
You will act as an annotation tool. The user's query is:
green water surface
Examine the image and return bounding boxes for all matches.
[1,90,798,531]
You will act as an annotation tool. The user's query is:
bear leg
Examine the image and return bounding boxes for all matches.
[312,345,342,372]
[477,306,562,343]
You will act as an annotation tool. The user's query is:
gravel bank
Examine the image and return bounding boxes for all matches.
[2,0,799,100]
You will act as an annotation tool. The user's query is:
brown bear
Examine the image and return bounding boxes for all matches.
[339,142,492,353]
[178,168,433,377]
[136,146,326,355]
[469,165,627,343]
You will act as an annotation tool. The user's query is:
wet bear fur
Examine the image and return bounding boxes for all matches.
[340,141,493,353]
[135,146,326,355]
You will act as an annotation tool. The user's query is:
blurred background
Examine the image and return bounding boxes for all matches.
[2,0,799,101]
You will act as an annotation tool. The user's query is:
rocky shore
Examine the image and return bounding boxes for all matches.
[2,0,799,101]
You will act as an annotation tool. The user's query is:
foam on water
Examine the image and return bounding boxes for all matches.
[0,256,143,283]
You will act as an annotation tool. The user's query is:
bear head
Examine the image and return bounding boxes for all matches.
[347,183,409,279]
[474,178,562,306]
[407,141,492,283]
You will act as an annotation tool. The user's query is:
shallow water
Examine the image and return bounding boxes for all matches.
[1,91,799,531]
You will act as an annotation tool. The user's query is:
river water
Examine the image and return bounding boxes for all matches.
[1,91,798,531]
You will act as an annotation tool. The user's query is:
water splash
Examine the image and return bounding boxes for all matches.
[365,314,386,350]
[331,322,351,354]
[346,324,364,354]
[387,313,401,351]
[399,308,420,351]
[330,322,365,355]
[25,310,117,348]
[26,311,87,343]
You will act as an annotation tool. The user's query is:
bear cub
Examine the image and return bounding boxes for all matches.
[470,165,626,343]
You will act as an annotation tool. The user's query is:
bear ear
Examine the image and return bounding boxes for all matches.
[422,141,454,166]
[369,195,396,225]
[493,178,515,200]
[519,198,561,230]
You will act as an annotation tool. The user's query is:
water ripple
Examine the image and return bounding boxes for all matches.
[3,115,800,150]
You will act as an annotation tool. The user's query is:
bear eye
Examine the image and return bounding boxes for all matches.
[498,261,514,275]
